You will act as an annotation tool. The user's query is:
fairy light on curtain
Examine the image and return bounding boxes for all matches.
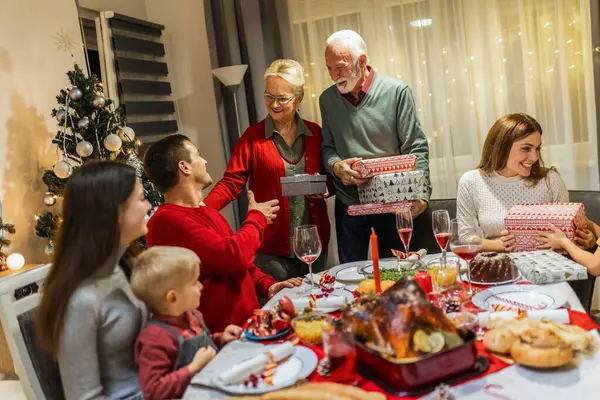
[287,0,599,198]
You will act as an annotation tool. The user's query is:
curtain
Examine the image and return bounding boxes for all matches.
[287,0,599,199]
[205,0,294,228]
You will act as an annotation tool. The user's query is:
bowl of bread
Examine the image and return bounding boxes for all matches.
[483,316,595,368]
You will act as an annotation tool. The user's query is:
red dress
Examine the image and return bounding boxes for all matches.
[146,205,276,333]
[204,118,331,256]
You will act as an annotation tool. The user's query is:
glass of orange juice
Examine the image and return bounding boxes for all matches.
[426,256,460,294]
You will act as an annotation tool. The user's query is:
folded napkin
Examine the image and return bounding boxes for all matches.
[216,342,295,385]
[292,295,347,310]
[391,248,427,261]
[479,309,570,326]
[304,273,344,288]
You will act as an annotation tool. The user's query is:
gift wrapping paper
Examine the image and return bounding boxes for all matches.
[348,201,410,216]
[351,154,416,178]
[504,202,587,252]
[357,170,426,204]
[508,250,588,284]
[280,174,327,196]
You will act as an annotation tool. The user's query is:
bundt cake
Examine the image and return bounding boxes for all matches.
[469,252,517,283]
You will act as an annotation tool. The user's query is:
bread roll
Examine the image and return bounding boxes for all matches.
[483,329,517,354]
[510,328,573,368]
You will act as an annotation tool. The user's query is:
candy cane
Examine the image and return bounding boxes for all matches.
[491,295,547,311]
[484,384,515,400]
[309,293,317,308]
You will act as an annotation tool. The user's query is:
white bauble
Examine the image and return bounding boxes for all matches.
[53,161,73,179]
[6,253,25,270]
[119,126,136,141]
[76,141,94,157]
[104,134,122,152]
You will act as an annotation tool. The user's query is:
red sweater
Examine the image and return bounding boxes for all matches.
[146,204,276,332]
[204,118,331,256]
[135,311,223,400]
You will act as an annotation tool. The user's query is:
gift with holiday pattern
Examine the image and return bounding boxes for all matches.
[348,201,410,216]
[351,154,416,178]
[357,170,427,204]
[504,202,587,252]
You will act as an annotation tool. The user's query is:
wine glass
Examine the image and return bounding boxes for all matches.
[395,207,413,269]
[432,210,451,261]
[293,225,322,293]
[449,219,483,297]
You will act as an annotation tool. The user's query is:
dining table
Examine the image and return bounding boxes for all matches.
[183,253,600,399]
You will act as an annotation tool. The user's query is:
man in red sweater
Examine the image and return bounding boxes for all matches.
[143,134,302,333]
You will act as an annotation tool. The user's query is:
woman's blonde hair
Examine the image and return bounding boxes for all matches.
[131,246,200,310]
[264,59,305,102]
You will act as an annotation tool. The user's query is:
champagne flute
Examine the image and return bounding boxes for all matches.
[449,219,483,298]
[293,225,322,294]
[432,210,451,263]
[395,207,413,269]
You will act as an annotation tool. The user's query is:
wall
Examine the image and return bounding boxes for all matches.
[0,0,86,264]
[144,0,234,225]
[77,0,148,19]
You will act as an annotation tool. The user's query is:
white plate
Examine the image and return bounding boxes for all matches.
[291,288,355,313]
[460,270,522,286]
[211,346,317,395]
[472,284,567,311]
[332,259,398,282]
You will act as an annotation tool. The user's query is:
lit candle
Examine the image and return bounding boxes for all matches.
[370,228,381,293]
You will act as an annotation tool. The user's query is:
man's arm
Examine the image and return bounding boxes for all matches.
[320,101,343,175]
[396,86,431,200]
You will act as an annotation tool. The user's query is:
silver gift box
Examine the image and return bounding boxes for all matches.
[358,170,426,204]
[280,174,327,196]
[508,250,587,284]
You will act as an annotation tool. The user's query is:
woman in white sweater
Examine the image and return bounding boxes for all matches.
[456,113,587,252]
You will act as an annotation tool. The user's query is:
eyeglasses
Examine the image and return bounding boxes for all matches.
[263,92,295,105]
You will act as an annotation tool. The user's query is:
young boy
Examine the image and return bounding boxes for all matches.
[131,246,242,400]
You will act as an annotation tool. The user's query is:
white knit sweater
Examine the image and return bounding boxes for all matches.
[456,169,568,240]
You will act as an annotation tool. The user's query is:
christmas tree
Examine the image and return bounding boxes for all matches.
[35,64,163,253]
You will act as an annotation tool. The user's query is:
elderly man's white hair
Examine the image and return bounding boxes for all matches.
[326,30,370,65]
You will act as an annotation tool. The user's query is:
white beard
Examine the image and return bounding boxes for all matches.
[335,71,361,94]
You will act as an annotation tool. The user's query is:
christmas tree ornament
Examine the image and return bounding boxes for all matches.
[43,192,57,206]
[92,95,106,108]
[53,161,73,179]
[118,126,136,141]
[69,87,83,101]
[76,141,94,157]
[55,108,66,122]
[6,252,25,270]
[77,116,90,129]
[44,241,54,256]
[104,133,122,152]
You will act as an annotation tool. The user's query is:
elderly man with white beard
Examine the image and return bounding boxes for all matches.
[320,29,431,263]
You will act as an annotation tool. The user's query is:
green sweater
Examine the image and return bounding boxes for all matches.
[320,72,431,205]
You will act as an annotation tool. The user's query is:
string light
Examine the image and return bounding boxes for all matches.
[470,101,474,105]
[422,60,427,65]
[418,80,422,84]
[575,51,581,55]
[503,58,507,62]
[500,76,504,80]
[475,82,479,87]
[498,38,503,42]
[528,51,533,55]
[548,68,554,73]
[518,32,522,36]
[547,38,552,42]
[390,58,394,62]
[499,88,503,92]
[311,94,316,97]
[442,49,447,55]
[447,99,451,103]
[569,65,575,69]
[445,69,449,74]
[567,39,573,44]
[428,93,432,97]
[470,56,475,60]
[452,79,456,83]
[544,22,551,27]
[555,50,559,53]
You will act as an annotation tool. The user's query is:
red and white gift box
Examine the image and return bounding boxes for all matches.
[348,201,410,216]
[504,202,587,252]
[351,155,416,178]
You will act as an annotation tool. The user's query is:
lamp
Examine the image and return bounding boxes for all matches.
[212,65,248,138]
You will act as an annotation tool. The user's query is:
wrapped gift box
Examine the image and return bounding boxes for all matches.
[509,250,588,284]
[504,202,587,252]
[351,155,416,178]
[357,170,426,204]
[280,174,327,196]
[348,201,410,216]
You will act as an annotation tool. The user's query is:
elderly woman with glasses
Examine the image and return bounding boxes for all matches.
[205,59,331,281]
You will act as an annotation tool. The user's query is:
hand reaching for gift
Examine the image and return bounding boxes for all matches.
[248,190,280,224]
[332,158,369,186]
[535,224,568,250]
[409,200,428,218]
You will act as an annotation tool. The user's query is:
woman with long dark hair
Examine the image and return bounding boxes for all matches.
[37,161,151,400]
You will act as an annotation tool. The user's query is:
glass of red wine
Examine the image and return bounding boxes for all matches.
[395,208,413,267]
[432,210,451,261]
[449,219,483,297]
[293,225,322,293]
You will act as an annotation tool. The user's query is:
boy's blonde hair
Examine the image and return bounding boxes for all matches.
[263,59,305,102]
[131,246,200,310]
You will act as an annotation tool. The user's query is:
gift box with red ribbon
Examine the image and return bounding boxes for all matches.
[504,202,587,252]
[351,154,416,179]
